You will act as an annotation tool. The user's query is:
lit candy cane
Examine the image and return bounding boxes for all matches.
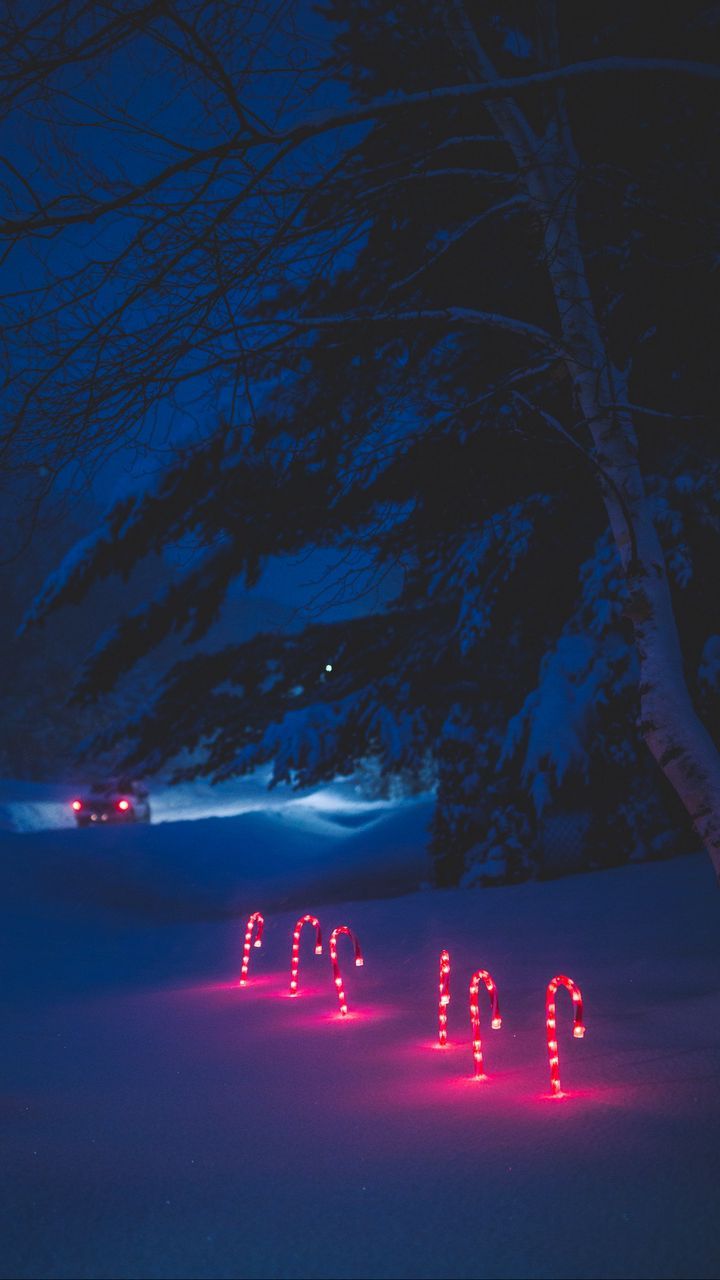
[329,926,363,1016]
[239,911,265,986]
[290,915,323,995]
[545,974,586,1096]
[469,969,502,1079]
[438,950,451,1046]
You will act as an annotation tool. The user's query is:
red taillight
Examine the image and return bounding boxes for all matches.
[117,798,130,811]
[71,800,82,811]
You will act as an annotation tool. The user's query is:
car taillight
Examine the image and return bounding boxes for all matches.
[117,799,131,811]
[71,800,82,811]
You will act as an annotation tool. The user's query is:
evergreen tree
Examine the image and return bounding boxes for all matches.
[7,3,720,881]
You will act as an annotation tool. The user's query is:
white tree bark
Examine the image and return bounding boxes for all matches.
[446,0,720,880]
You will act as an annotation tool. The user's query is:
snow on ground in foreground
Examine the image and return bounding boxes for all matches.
[2,805,720,1280]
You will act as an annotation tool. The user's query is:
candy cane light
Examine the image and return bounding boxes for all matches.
[438,950,451,1046]
[290,914,323,995]
[469,969,502,1079]
[239,911,265,986]
[329,926,363,1016]
[545,974,585,1096]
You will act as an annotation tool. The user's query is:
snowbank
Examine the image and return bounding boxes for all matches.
[0,774,404,833]
[0,778,78,833]
[1,789,433,921]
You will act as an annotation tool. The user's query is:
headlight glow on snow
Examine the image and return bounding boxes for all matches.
[545,974,586,1096]
[290,914,323,995]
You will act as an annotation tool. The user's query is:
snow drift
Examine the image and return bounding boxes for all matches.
[2,790,719,1280]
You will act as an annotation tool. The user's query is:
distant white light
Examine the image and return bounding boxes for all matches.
[325,663,333,673]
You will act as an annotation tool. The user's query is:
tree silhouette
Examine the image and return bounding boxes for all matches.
[5,2,720,880]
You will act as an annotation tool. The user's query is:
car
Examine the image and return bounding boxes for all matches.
[70,778,151,827]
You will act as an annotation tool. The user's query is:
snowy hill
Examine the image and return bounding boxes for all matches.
[2,795,719,1279]
[0,775,283,833]
[0,777,433,919]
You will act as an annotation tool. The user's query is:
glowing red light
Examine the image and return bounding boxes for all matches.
[71,800,82,811]
[117,798,130,811]
[290,914,323,995]
[469,969,502,1079]
[329,925,363,1016]
[438,950,450,1046]
[239,911,265,986]
[545,975,585,1096]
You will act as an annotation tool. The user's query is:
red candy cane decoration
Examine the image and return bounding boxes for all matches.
[329,926,363,1016]
[469,969,502,1078]
[239,911,265,986]
[545,974,586,1096]
[438,950,451,1046]
[290,915,323,995]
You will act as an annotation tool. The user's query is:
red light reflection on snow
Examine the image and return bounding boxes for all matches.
[275,979,327,1000]
[368,1049,616,1117]
[283,1000,399,1032]
[529,1084,603,1106]
[179,973,278,999]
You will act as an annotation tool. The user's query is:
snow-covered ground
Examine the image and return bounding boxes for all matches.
[2,788,720,1279]
[0,774,401,834]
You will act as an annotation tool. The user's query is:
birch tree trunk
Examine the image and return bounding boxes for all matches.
[446,0,720,881]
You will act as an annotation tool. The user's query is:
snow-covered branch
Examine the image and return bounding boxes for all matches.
[263,308,562,351]
[3,58,717,239]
